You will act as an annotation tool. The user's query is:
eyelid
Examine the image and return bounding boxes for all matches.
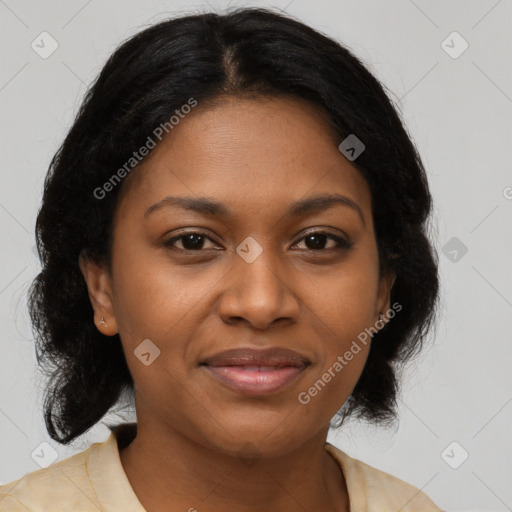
[163,228,352,252]
[290,230,352,251]
[163,230,219,250]
[292,227,350,244]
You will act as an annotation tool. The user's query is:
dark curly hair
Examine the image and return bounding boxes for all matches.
[28,6,439,444]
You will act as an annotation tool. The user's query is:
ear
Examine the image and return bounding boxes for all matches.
[78,250,118,336]
[374,270,397,327]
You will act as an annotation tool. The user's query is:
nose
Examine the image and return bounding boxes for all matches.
[217,248,301,330]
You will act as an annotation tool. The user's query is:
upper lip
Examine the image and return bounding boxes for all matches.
[200,347,310,368]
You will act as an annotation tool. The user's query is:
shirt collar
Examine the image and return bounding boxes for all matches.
[87,422,145,512]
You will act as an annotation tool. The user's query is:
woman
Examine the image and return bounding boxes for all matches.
[0,7,441,511]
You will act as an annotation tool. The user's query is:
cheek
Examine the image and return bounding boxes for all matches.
[304,253,380,337]
[297,249,378,393]
[110,240,211,340]
[296,284,373,419]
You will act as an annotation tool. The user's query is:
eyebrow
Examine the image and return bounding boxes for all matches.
[144,193,365,226]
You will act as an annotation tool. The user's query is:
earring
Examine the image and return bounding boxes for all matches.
[100,317,106,325]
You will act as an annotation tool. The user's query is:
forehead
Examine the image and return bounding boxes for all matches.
[116,95,372,223]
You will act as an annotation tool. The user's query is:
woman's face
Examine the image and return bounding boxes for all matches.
[82,95,394,457]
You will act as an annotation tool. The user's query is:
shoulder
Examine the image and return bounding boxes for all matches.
[0,424,141,512]
[325,443,442,511]
[0,446,100,512]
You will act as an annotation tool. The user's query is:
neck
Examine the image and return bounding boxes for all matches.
[119,420,349,512]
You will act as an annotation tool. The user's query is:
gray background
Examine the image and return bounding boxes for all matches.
[1,1,511,510]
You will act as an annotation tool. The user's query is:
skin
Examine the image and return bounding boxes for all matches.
[79,95,395,512]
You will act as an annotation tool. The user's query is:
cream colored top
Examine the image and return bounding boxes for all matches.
[0,423,441,511]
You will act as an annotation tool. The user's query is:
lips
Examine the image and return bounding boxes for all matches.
[201,347,310,368]
[200,347,310,396]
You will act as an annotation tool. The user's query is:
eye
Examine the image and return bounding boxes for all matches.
[163,230,353,253]
[292,231,353,252]
[163,232,219,251]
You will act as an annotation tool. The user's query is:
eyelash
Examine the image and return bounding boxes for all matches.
[163,230,353,254]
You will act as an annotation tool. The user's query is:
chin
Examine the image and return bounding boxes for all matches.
[200,422,314,460]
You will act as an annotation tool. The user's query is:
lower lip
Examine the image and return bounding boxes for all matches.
[202,365,306,395]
